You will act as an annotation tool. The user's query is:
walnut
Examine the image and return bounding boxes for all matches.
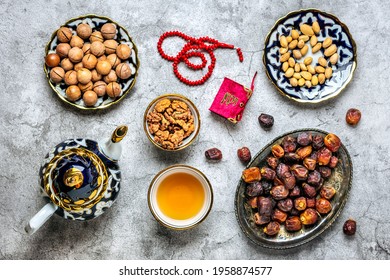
[183,123,195,138]
[160,116,170,131]
[164,112,176,124]
[148,123,160,134]
[146,111,162,123]
[176,119,190,131]
[172,111,189,120]
[155,130,169,140]
[171,100,188,110]
[155,98,171,113]
[146,98,196,150]
[162,140,175,150]
[169,129,184,146]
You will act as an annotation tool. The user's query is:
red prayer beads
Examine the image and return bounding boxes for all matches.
[157,31,244,86]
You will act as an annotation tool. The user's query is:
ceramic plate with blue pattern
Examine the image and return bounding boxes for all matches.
[44,15,139,110]
[263,9,357,103]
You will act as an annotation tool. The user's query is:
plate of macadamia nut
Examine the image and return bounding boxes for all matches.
[234,129,353,249]
[263,9,357,103]
[44,15,139,110]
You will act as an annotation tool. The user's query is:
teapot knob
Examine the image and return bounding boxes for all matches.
[111,125,128,143]
[63,167,84,188]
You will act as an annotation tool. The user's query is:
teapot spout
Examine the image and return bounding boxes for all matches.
[99,125,128,161]
[111,125,128,143]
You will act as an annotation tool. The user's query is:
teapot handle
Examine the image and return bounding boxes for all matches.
[25,203,58,235]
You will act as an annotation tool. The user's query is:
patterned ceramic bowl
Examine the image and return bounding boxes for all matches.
[234,129,353,249]
[44,14,139,110]
[263,9,357,103]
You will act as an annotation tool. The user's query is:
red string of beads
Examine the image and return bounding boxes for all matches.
[157,31,244,86]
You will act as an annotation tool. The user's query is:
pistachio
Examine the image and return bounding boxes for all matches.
[280,52,290,62]
[318,57,328,67]
[285,68,294,78]
[307,65,316,75]
[293,49,302,59]
[325,67,333,79]
[280,47,288,55]
[288,57,295,67]
[322,37,333,49]
[294,63,301,72]
[286,36,293,43]
[289,40,298,49]
[290,77,298,87]
[301,71,312,81]
[293,72,301,79]
[315,66,325,74]
[282,61,289,72]
[301,45,308,56]
[318,73,326,84]
[310,35,318,47]
[300,24,314,36]
[297,39,305,48]
[304,57,313,65]
[312,21,320,34]
[312,42,322,53]
[330,53,339,65]
[324,44,337,57]
[311,75,319,86]
[298,78,305,86]
[280,35,288,48]
[305,80,312,88]
[299,35,310,42]
[291,29,299,39]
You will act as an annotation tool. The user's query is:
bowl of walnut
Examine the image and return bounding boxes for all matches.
[144,94,200,151]
[44,14,139,110]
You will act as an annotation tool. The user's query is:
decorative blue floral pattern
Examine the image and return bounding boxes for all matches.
[263,9,357,103]
[39,139,121,221]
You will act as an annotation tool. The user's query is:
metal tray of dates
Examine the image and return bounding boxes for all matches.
[234,128,352,249]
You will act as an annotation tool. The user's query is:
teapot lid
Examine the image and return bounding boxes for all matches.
[42,147,108,212]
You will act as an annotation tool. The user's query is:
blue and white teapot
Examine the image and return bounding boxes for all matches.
[25,125,128,234]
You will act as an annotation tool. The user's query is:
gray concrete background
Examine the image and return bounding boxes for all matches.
[0,0,389,260]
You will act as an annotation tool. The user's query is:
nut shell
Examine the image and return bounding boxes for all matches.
[107,54,121,68]
[60,58,73,71]
[103,70,117,83]
[82,54,98,70]
[57,27,73,43]
[104,39,118,55]
[78,81,93,92]
[50,67,65,83]
[96,60,112,75]
[45,53,61,67]
[68,47,83,63]
[91,69,102,82]
[76,23,92,39]
[83,90,98,106]
[64,70,78,85]
[70,35,84,48]
[106,82,121,98]
[115,63,132,79]
[77,68,92,84]
[116,44,131,59]
[65,85,81,101]
[56,43,71,58]
[101,23,117,39]
[90,41,105,57]
[90,31,104,43]
[93,81,107,96]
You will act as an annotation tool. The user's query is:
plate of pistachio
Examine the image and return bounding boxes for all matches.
[234,129,353,249]
[263,9,357,103]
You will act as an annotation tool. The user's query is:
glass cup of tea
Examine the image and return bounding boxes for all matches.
[148,164,213,230]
